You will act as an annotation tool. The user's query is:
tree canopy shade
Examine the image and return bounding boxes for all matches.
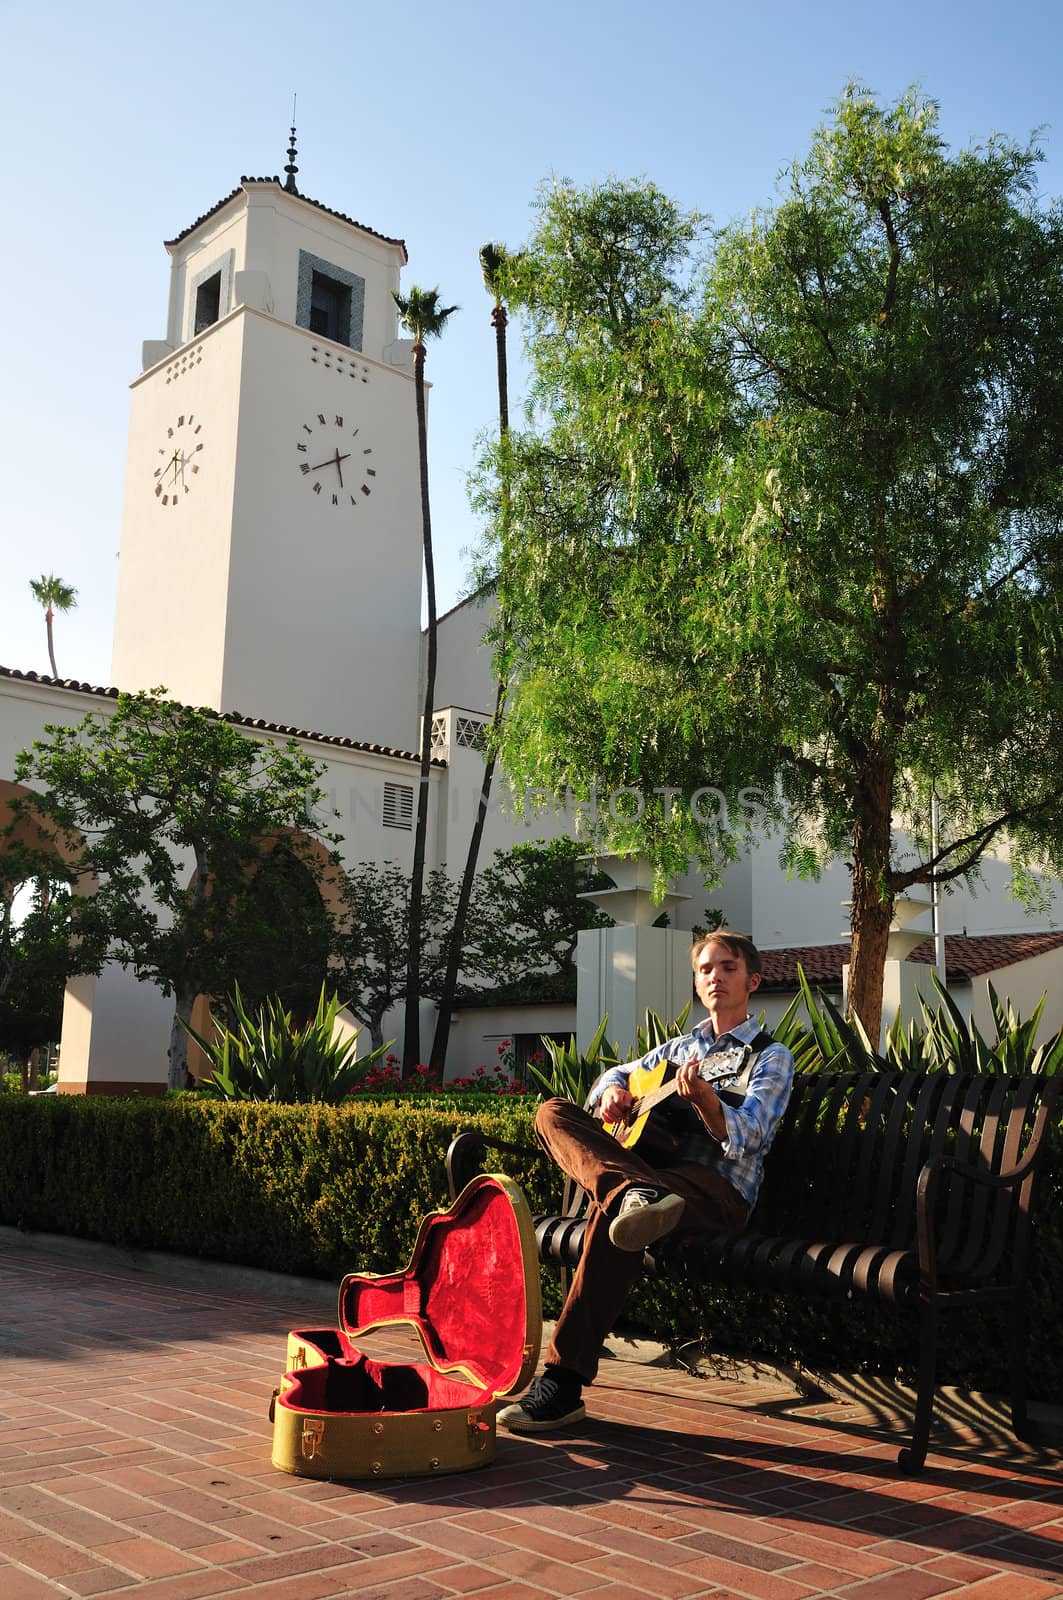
[0,872,82,1086]
[13,691,335,1088]
[479,87,1063,1041]
[330,860,478,1053]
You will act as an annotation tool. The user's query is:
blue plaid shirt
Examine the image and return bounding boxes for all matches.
[588,1016,794,1211]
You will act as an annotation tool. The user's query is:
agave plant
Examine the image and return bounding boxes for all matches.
[771,966,1063,1078]
[526,1004,699,1104]
[914,976,1063,1076]
[769,967,885,1073]
[631,1002,693,1056]
[186,984,392,1103]
[526,1015,616,1104]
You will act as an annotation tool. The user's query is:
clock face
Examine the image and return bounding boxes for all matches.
[153,414,204,506]
[296,411,376,508]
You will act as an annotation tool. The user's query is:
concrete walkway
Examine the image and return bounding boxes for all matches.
[0,1238,1060,1599]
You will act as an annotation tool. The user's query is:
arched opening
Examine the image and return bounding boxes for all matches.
[185,829,349,1081]
[0,780,90,1092]
[227,838,332,1019]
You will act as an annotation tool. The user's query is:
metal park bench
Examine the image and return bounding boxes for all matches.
[446,1070,1061,1473]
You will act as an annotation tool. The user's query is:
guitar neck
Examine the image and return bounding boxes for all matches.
[635,1057,739,1116]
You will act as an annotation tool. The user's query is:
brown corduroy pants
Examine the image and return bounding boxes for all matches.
[535,1096,748,1384]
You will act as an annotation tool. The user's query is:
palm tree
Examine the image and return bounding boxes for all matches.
[392,285,458,1075]
[29,575,78,679]
[430,246,514,1074]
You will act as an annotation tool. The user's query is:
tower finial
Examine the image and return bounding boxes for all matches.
[284,95,299,193]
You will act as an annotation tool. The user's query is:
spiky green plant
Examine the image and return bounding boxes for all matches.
[526,1015,615,1103]
[527,1003,697,1104]
[186,984,391,1103]
[771,967,1063,1077]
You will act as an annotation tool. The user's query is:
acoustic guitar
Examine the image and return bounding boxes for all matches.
[600,1048,751,1158]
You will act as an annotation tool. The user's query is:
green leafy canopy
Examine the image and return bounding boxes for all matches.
[477,86,1063,1037]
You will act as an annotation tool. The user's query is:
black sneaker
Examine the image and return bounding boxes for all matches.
[608,1184,686,1252]
[497,1370,586,1433]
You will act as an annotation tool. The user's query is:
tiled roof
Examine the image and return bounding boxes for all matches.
[759,932,1063,990]
[452,971,577,1010]
[164,179,408,260]
[0,666,441,767]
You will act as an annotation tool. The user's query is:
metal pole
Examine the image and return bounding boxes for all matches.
[931,792,946,983]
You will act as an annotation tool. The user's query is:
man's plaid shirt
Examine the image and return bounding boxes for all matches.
[588,1015,795,1211]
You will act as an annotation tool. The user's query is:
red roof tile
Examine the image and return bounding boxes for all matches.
[163,179,407,259]
[759,932,1063,990]
[0,666,441,767]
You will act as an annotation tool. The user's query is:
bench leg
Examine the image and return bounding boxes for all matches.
[898,1295,937,1474]
[1008,1285,1030,1441]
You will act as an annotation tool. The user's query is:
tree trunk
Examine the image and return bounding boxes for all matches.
[845,755,897,1047]
[45,605,58,678]
[430,679,506,1074]
[429,301,511,1076]
[403,343,436,1077]
[168,989,196,1091]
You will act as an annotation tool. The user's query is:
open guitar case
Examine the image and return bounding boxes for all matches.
[270,1173,542,1481]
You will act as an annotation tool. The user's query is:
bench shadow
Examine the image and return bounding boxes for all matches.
[380,1412,1063,1581]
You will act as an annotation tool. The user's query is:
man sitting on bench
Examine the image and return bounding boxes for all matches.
[498,929,795,1433]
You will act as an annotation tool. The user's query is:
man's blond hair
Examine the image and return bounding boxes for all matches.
[690,929,762,977]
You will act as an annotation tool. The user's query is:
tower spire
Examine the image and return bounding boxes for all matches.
[284,96,299,194]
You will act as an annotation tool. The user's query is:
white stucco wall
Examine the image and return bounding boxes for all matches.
[446,1001,577,1083]
[163,183,406,367]
[971,948,1063,1046]
[113,306,424,749]
[434,594,497,717]
[112,310,243,711]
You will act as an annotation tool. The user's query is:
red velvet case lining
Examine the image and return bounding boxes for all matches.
[337,1177,529,1397]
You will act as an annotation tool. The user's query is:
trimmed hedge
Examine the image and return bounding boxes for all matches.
[0,1094,1058,1401]
[0,1095,553,1277]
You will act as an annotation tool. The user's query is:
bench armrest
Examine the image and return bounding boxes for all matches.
[914,1097,1054,1280]
[445,1128,539,1200]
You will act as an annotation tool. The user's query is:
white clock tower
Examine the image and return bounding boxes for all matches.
[111,136,424,747]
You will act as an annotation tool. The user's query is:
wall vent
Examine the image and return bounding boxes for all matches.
[382,781,414,831]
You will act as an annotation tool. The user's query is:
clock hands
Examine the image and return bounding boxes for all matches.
[154,419,204,506]
[309,448,351,487]
[297,419,372,505]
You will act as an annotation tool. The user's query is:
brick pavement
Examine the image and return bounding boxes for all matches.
[0,1241,1060,1599]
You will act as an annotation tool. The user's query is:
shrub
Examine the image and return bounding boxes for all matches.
[187,985,391,1103]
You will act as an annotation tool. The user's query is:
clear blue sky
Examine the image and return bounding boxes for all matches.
[2,0,1061,693]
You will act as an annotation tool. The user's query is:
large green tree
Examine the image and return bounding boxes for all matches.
[392,285,458,1073]
[468,838,615,992]
[481,88,1063,1041]
[330,861,469,1053]
[14,691,334,1088]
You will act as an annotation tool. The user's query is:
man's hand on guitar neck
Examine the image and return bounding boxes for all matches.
[675,1059,728,1142]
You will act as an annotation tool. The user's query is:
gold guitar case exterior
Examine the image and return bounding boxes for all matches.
[271,1173,542,1481]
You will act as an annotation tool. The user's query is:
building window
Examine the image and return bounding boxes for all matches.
[430,714,448,755]
[296,250,365,350]
[194,272,222,334]
[187,251,233,344]
[308,271,350,341]
[382,781,414,830]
